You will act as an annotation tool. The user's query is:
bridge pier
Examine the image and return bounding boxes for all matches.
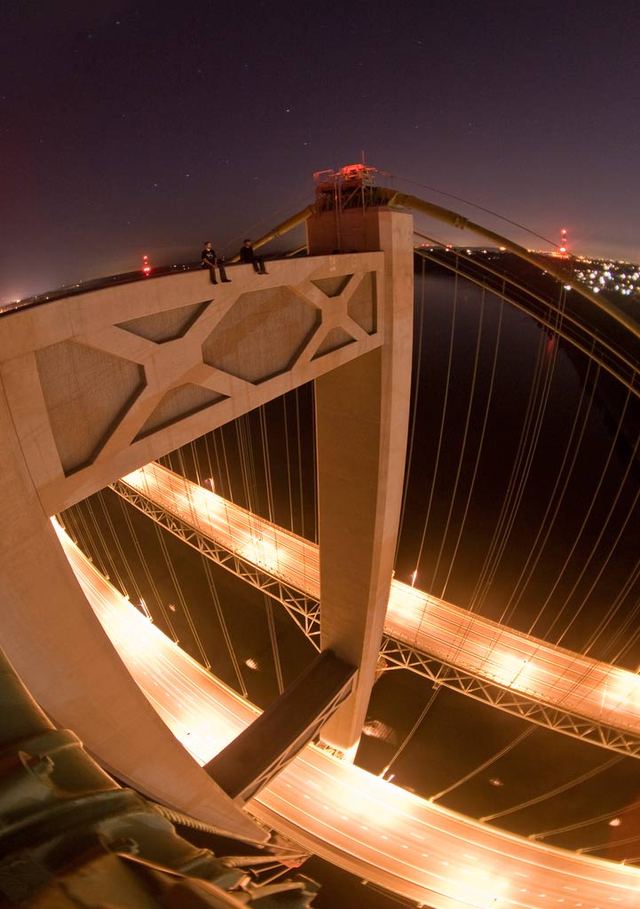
[308,207,414,752]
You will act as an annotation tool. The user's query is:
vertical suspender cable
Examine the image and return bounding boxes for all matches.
[379,685,440,779]
[153,524,211,668]
[97,490,145,601]
[479,754,622,823]
[466,327,548,613]
[80,499,111,578]
[439,294,503,599]
[265,595,285,695]
[83,499,128,592]
[310,384,318,544]
[259,405,276,522]
[282,395,295,532]
[295,388,306,539]
[430,726,535,803]
[503,368,627,628]
[200,555,249,697]
[412,266,459,583]
[115,495,179,640]
[429,288,485,592]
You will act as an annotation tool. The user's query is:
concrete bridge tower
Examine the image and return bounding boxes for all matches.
[307,165,414,752]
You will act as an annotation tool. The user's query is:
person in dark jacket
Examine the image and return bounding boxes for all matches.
[239,239,268,275]
[201,242,231,284]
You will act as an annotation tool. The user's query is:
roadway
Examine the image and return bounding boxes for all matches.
[119,463,640,742]
[54,519,640,909]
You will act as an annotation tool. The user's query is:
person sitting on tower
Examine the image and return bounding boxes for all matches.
[201,241,231,284]
[239,239,268,275]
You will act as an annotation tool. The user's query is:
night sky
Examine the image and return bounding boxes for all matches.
[1,0,638,302]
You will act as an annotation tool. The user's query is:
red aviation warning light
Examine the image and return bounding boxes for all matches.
[142,255,151,276]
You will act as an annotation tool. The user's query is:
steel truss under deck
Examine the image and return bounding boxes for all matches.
[379,637,640,758]
[109,480,640,759]
[110,480,322,649]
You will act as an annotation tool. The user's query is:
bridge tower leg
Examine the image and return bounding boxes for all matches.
[307,205,414,753]
[0,389,262,842]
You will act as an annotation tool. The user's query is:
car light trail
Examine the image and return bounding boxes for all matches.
[54,519,640,909]
[120,463,640,738]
